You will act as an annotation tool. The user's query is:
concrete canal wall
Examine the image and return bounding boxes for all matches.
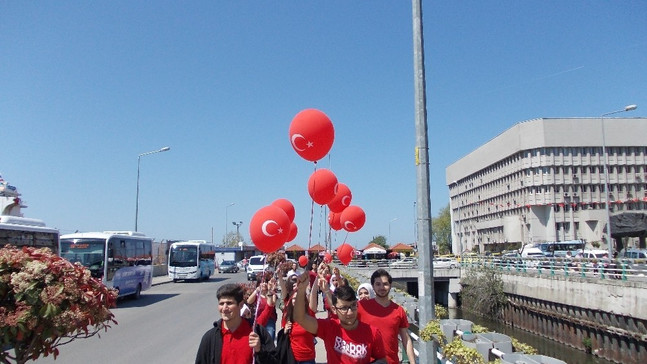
[500,273,647,363]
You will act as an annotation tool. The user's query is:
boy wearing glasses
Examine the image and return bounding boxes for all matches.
[293,273,386,364]
[357,269,415,364]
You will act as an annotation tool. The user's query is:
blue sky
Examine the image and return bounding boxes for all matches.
[1,1,645,250]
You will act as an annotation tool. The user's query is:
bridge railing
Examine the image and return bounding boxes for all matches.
[465,256,647,282]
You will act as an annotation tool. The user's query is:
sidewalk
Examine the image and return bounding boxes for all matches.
[152,274,172,286]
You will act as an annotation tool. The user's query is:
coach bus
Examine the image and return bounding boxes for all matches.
[59,231,153,299]
[537,240,585,257]
[168,240,217,281]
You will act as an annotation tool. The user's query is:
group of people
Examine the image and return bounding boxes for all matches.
[195,259,416,364]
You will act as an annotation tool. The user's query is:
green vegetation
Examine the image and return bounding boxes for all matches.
[432,204,452,255]
[442,337,485,364]
[460,265,507,319]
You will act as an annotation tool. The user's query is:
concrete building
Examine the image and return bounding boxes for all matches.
[446,117,647,254]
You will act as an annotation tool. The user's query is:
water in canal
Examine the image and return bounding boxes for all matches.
[450,308,615,364]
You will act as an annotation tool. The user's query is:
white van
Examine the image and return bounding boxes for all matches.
[520,246,544,258]
[246,255,271,281]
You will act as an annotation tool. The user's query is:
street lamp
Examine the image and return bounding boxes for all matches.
[389,218,398,243]
[135,146,170,231]
[600,104,637,257]
[451,180,462,254]
[232,221,243,245]
[225,203,235,235]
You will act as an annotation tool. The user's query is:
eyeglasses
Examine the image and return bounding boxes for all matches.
[334,303,358,313]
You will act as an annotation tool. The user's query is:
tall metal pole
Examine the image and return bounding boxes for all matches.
[412,0,436,360]
[135,146,170,231]
[225,203,235,236]
[600,104,637,257]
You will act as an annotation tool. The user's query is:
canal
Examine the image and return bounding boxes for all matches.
[450,308,615,364]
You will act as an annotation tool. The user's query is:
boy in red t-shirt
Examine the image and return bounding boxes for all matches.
[357,269,415,364]
[293,274,386,364]
[195,284,277,364]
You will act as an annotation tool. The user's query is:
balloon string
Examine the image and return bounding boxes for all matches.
[307,162,317,251]
[251,264,265,364]
[252,262,267,331]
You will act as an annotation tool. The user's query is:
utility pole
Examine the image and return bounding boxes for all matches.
[412,0,436,361]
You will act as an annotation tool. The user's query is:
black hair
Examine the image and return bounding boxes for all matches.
[370,268,392,285]
[217,283,244,303]
[332,285,356,305]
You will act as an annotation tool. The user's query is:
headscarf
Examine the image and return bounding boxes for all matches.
[356,283,375,299]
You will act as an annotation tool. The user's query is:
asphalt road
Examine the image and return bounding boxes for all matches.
[33,272,246,364]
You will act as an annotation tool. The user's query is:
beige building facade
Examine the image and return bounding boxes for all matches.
[446,117,647,254]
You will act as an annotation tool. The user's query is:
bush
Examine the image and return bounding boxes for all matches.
[460,265,507,319]
[1,245,118,364]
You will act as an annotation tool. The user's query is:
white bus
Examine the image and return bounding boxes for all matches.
[168,240,217,281]
[59,231,153,299]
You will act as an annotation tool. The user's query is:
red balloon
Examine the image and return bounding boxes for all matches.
[337,243,354,265]
[323,252,333,264]
[340,205,366,232]
[289,109,335,162]
[271,198,295,222]
[327,183,352,213]
[308,169,338,205]
[298,255,308,267]
[249,205,291,253]
[328,211,342,231]
[286,222,298,242]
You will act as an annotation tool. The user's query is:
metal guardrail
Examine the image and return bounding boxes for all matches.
[465,256,647,282]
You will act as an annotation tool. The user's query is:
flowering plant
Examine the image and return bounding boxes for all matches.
[0,245,118,364]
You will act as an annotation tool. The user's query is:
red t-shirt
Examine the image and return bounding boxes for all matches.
[316,318,385,364]
[308,270,317,286]
[220,319,253,364]
[290,310,316,361]
[255,295,277,326]
[358,299,409,364]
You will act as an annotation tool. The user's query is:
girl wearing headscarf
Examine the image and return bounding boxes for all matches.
[356,283,375,300]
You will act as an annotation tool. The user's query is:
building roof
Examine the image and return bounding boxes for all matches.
[390,242,414,251]
[360,242,387,254]
[308,243,326,252]
[285,243,306,252]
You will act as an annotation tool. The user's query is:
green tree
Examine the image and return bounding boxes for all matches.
[369,235,388,249]
[432,204,452,255]
[221,231,245,248]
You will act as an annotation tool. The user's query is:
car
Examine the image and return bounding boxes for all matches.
[581,249,608,259]
[219,260,239,273]
[433,257,459,269]
[389,257,418,269]
[621,248,647,259]
[246,255,273,281]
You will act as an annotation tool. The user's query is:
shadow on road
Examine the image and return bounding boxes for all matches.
[115,293,179,308]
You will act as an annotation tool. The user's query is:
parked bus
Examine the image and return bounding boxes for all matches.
[59,231,153,299]
[536,240,585,257]
[168,240,216,281]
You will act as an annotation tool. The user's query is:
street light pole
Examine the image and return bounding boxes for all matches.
[411,0,436,360]
[225,203,235,236]
[135,146,170,231]
[451,180,462,254]
[600,104,637,257]
[232,221,243,243]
